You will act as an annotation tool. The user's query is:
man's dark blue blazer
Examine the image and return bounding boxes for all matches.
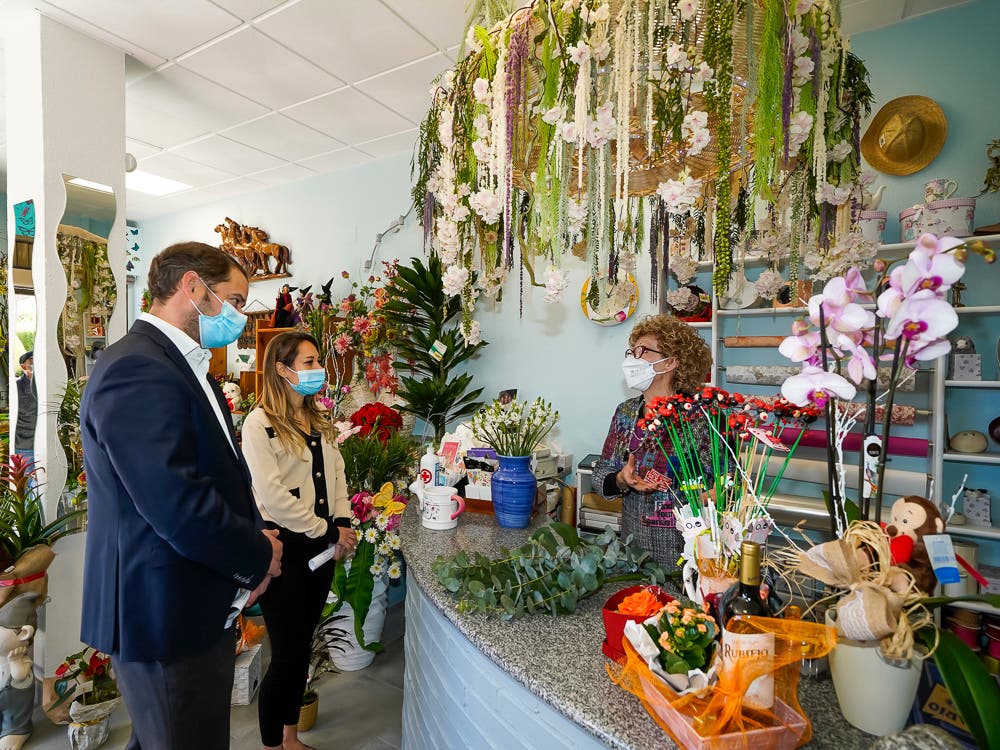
[80,319,272,662]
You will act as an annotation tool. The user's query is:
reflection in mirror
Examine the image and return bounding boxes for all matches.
[10,200,37,477]
[56,176,117,526]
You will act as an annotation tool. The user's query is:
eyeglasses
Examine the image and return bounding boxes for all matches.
[625,345,663,359]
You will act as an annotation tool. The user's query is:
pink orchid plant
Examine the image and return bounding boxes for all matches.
[779,233,994,529]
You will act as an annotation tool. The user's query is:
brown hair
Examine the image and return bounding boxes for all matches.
[147,242,248,302]
[629,314,712,393]
[254,331,334,451]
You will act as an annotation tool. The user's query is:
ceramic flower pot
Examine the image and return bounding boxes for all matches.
[298,692,319,732]
[826,609,922,736]
[330,566,389,672]
[491,455,537,528]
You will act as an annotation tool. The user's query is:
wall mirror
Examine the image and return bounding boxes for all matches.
[10,200,37,469]
[56,175,117,524]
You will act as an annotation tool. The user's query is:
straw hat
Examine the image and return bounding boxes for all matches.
[861,95,947,176]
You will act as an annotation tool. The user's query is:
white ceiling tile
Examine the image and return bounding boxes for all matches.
[139,151,237,187]
[257,0,435,83]
[356,54,449,123]
[902,0,971,19]
[126,101,214,148]
[185,176,267,202]
[247,162,318,185]
[284,88,412,144]
[842,0,906,35]
[171,135,286,173]
[27,2,166,67]
[44,0,241,59]
[126,137,162,160]
[127,65,268,136]
[222,113,343,161]
[124,55,156,85]
[380,0,466,50]
[178,27,342,109]
[212,0,287,21]
[357,129,418,159]
[297,148,374,173]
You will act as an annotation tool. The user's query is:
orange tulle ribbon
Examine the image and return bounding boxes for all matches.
[607,616,836,748]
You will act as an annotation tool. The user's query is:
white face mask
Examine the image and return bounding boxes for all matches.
[622,355,668,392]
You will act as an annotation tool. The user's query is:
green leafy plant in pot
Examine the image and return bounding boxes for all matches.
[380,254,486,444]
[299,613,349,732]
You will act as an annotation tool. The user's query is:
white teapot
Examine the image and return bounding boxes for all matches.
[410,481,466,530]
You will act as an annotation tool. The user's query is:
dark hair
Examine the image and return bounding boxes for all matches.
[19,351,33,365]
[147,242,248,303]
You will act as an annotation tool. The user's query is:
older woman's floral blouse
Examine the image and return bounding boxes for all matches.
[591,395,713,569]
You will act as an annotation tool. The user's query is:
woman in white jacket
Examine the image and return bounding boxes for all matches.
[242,331,356,750]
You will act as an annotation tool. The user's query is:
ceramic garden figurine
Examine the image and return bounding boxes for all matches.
[0,593,40,750]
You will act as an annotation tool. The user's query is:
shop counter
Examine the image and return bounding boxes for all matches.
[399,507,869,749]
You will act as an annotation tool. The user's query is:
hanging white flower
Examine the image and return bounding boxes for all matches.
[754,269,785,300]
[437,109,454,149]
[787,111,814,151]
[568,42,592,66]
[591,3,610,22]
[665,43,689,69]
[592,39,611,61]
[655,171,703,214]
[442,265,470,297]
[688,128,711,156]
[472,138,492,164]
[670,254,699,286]
[543,266,569,304]
[465,25,483,53]
[792,56,815,86]
[790,27,810,55]
[794,0,818,15]
[472,77,491,104]
[541,106,563,125]
[818,181,852,206]
[474,114,490,138]
[828,141,853,163]
[558,121,578,143]
[461,320,482,347]
[666,287,698,312]
[469,187,502,224]
[567,196,587,240]
[677,0,700,21]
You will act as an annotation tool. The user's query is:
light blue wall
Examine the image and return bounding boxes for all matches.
[851,0,1000,243]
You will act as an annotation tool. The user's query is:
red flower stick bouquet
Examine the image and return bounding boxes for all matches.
[637,387,820,600]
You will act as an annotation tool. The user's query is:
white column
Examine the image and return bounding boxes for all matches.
[4,9,125,674]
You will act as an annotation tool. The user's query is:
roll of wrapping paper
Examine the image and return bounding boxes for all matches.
[724,365,915,392]
[755,397,918,426]
[560,486,576,526]
[778,428,929,457]
[723,336,786,348]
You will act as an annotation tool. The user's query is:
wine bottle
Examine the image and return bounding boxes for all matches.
[722,541,772,621]
[721,541,775,710]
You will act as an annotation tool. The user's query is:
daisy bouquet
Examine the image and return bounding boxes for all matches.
[326,482,408,651]
[637,388,820,579]
[778,233,996,531]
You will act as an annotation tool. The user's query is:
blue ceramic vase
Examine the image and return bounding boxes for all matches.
[491,455,536,528]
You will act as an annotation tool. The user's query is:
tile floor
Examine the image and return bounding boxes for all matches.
[27,605,406,749]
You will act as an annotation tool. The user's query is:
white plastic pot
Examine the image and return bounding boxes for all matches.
[330,571,389,671]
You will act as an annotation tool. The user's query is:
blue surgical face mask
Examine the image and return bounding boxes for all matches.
[285,367,326,396]
[189,278,247,349]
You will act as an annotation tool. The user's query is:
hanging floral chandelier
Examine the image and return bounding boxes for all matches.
[414,0,872,344]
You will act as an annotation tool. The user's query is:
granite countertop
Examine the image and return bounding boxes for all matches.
[400,505,872,750]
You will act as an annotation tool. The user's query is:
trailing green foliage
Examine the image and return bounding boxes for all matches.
[432,522,672,620]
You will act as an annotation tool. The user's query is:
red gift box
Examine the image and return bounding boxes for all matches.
[601,585,674,661]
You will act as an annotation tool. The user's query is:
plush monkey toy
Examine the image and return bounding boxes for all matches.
[884,495,945,595]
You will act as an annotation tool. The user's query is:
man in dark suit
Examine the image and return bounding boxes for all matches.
[80,242,282,750]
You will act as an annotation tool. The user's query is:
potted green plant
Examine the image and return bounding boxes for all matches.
[50,646,121,749]
[298,613,349,732]
[381,255,486,443]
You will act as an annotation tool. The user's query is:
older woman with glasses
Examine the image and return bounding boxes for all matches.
[590,314,714,569]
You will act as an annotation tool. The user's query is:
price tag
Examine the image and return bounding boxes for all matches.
[747,426,789,452]
[429,339,447,361]
[643,468,672,490]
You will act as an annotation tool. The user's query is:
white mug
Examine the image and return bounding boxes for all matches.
[924,178,958,203]
[421,485,466,530]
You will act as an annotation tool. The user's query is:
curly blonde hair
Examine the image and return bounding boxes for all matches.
[629,314,712,393]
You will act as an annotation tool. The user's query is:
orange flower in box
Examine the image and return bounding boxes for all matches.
[602,586,673,661]
[617,588,666,619]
